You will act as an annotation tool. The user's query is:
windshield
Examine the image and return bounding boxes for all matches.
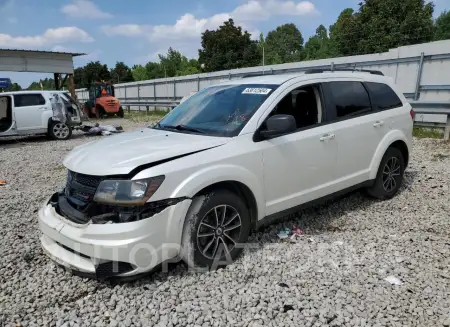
[154,83,278,137]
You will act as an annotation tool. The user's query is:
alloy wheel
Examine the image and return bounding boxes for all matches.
[53,123,70,139]
[382,156,401,192]
[196,205,242,260]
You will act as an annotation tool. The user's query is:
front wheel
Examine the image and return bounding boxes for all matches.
[48,121,72,140]
[181,189,251,271]
[366,147,405,200]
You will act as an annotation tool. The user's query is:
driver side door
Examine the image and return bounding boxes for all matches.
[259,82,338,216]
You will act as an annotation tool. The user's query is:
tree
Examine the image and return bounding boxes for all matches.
[304,25,333,60]
[131,65,149,81]
[27,78,56,90]
[74,67,87,89]
[329,8,358,56]
[110,62,134,83]
[83,61,111,87]
[199,18,261,72]
[331,0,435,56]
[434,11,450,41]
[356,0,434,54]
[265,23,304,64]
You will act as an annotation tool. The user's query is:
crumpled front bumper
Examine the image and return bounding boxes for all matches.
[38,193,192,278]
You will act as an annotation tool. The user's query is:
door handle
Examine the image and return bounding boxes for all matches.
[320,133,335,141]
[373,121,384,127]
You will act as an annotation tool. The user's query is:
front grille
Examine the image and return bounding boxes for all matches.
[66,170,104,205]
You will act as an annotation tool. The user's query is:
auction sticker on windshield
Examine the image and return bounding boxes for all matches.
[242,88,272,95]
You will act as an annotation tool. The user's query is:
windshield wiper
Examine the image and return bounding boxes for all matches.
[160,124,204,134]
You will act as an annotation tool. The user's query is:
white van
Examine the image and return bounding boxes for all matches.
[0,90,83,140]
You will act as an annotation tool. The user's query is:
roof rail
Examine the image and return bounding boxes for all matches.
[240,72,274,78]
[304,68,384,76]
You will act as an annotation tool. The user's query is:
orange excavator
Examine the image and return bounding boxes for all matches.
[83,81,124,119]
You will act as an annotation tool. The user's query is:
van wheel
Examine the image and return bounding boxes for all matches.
[367,147,405,200]
[181,189,251,271]
[118,107,124,118]
[49,121,72,140]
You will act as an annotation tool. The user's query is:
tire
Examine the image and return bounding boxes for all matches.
[181,189,251,271]
[48,121,72,140]
[118,107,124,118]
[366,147,405,200]
[96,106,105,119]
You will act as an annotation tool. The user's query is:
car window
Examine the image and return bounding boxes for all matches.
[267,84,322,130]
[327,81,371,118]
[14,94,46,107]
[154,84,278,137]
[365,82,403,110]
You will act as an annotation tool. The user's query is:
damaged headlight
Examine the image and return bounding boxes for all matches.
[93,175,165,206]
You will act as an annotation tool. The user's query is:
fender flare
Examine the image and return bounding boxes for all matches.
[369,130,410,180]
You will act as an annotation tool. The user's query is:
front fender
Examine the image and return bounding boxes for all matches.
[170,164,265,220]
[369,130,410,180]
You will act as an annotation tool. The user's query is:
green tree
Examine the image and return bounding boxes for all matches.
[434,11,450,41]
[145,61,165,79]
[74,67,86,89]
[329,8,358,56]
[199,18,261,72]
[27,78,60,90]
[83,61,111,87]
[356,0,435,54]
[265,23,304,64]
[131,65,149,81]
[304,25,332,60]
[110,61,134,83]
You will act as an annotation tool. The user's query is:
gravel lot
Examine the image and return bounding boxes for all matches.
[1,119,449,327]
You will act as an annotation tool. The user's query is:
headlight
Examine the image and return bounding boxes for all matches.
[93,176,165,206]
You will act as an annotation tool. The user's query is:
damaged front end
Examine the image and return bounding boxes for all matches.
[52,170,186,225]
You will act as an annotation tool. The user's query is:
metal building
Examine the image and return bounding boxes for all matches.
[0,49,85,98]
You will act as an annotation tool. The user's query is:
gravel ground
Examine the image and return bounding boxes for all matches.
[0,120,449,327]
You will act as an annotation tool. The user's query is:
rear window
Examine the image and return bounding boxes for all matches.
[13,94,46,107]
[365,82,403,110]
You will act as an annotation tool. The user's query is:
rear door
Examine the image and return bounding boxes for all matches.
[322,80,388,188]
[13,93,48,131]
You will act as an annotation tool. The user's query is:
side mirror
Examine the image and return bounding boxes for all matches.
[258,114,296,139]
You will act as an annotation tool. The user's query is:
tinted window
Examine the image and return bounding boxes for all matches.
[365,82,403,110]
[14,94,45,107]
[328,81,371,118]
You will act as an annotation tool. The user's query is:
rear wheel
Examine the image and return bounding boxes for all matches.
[181,189,251,271]
[48,121,72,140]
[366,147,405,200]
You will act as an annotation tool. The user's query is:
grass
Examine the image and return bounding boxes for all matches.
[412,127,442,139]
[123,109,168,124]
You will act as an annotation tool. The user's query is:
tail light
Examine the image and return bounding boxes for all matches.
[410,108,415,120]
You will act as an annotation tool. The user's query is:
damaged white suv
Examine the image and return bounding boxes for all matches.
[38,69,414,279]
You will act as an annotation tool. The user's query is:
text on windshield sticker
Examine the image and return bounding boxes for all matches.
[242,88,272,95]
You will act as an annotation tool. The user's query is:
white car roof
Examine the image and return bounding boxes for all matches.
[0,90,70,96]
[215,71,393,86]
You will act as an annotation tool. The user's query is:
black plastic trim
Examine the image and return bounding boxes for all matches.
[256,180,374,229]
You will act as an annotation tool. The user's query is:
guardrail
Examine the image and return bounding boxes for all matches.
[412,102,450,140]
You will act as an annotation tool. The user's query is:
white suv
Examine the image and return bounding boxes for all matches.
[0,90,82,140]
[38,70,414,279]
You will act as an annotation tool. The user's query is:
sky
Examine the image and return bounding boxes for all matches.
[0,0,447,88]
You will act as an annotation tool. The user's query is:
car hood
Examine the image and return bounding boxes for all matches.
[63,128,230,176]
